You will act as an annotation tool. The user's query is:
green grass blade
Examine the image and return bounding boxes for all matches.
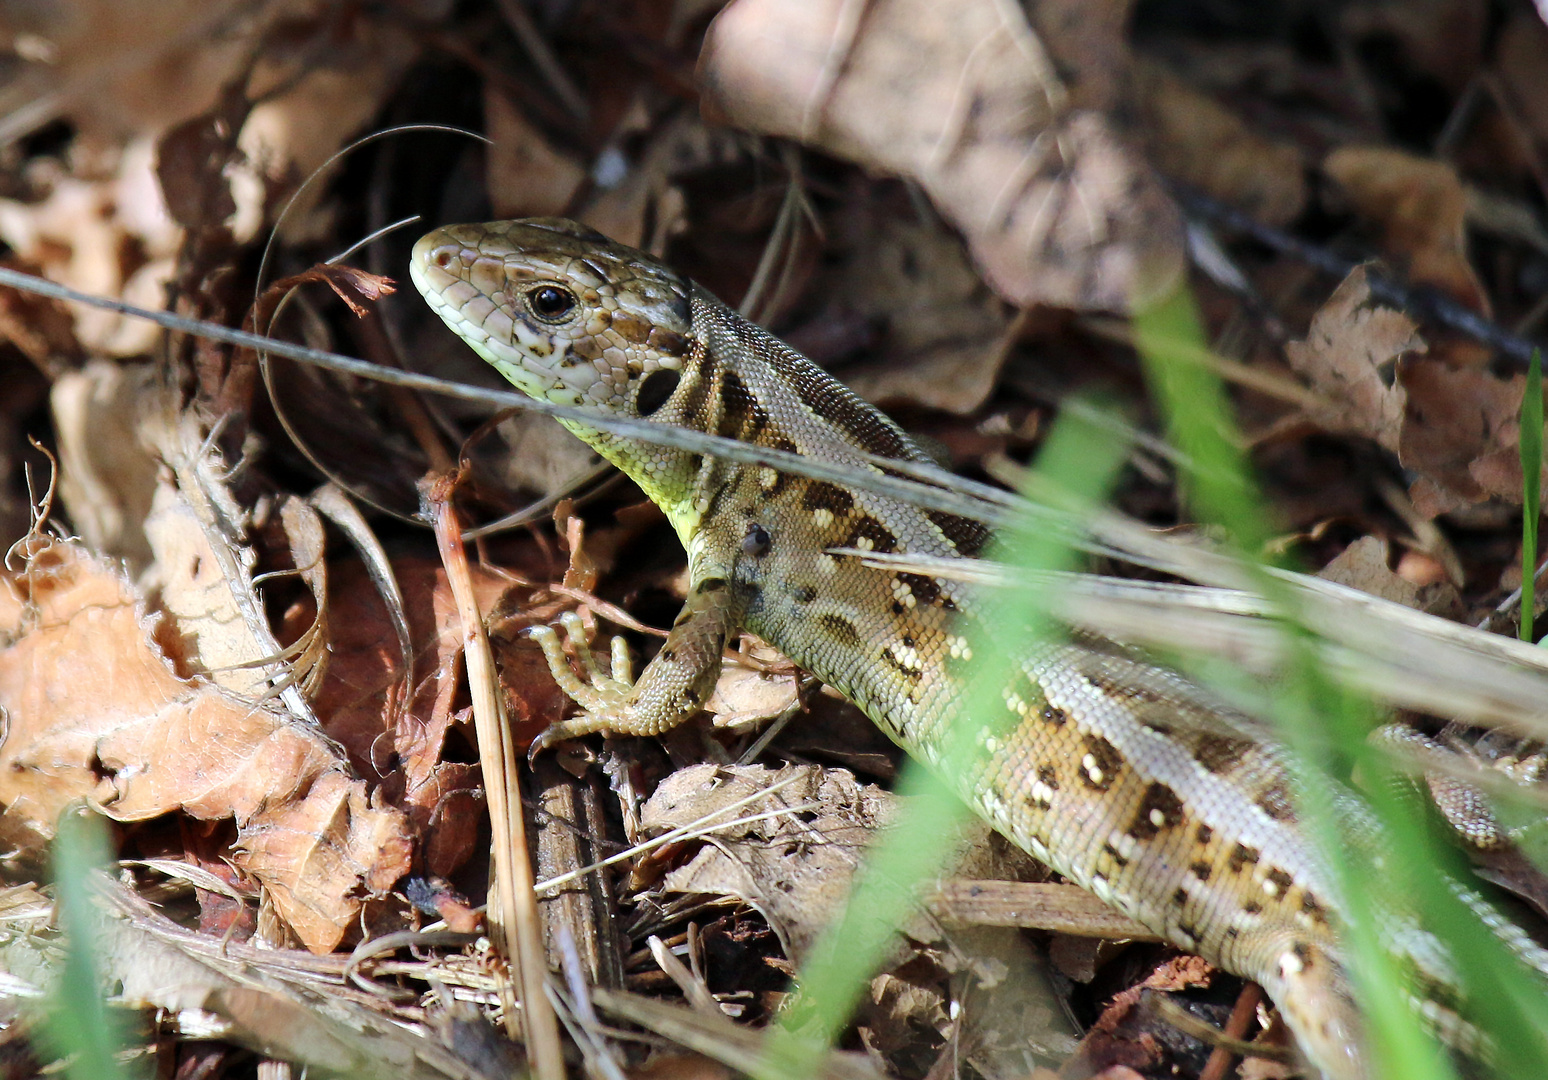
[42,809,134,1080]
[1521,347,1542,642]
[1132,284,1458,1080]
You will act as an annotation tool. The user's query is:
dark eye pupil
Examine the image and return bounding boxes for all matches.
[530,286,573,318]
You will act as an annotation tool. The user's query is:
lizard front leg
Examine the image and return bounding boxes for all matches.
[529,572,746,756]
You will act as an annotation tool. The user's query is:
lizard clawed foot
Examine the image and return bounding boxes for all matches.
[526,612,640,759]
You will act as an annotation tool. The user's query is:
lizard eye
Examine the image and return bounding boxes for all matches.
[527,285,576,321]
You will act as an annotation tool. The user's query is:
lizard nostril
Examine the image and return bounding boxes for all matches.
[433,250,453,269]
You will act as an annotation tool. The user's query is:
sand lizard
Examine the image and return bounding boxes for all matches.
[409,217,1548,1079]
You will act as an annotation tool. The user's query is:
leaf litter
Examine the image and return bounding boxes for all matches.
[0,1,1546,1078]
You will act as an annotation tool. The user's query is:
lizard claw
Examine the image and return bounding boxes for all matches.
[524,616,639,756]
[527,725,558,763]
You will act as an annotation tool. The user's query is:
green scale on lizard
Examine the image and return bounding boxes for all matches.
[410,217,1548,1080]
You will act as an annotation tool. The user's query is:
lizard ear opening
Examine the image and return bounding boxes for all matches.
[635,368,680,415]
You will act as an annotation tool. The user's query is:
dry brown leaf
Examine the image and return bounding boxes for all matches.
[0,0,309,145]
[144,478,260,689]
[631,1053,735,1080]
[136,410,334,719]
[1398,357,1532,517]
[0,541,411,953]
[861,971,951,1063]
[638,763,1042,962]
[1286,267,1539,517]
[1133,59,1307,227]
[1284,267,1422,453]
[1237,1052,1300,1080]
[810,217,1011,415]
[276,494,331,699]
[252,263,398,326]
[233,18,425,244]
[50,360,161,571]
[77,877,478,1080]
[698,0,1183,312]
[0,261,82,368]
[945,924,1080,1072]
[642,764,1073,1071]
[153,90,245,234]
[703,634,803,730]
[485,86,587,219]
[640,763,895,962]
[0,138,180,356]
[317,556,569,879]
[1318,537,1460,617]
[1323,146,1491,319]
[1062,955,1218,1078]
[705,660,801,729]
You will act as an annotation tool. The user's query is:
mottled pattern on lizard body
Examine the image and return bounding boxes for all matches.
[410,219,1536,1080]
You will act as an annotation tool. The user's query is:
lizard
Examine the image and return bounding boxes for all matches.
[409,216,1548,1079]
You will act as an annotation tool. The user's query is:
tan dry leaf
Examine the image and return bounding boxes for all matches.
[1284,267,1423,453]
[1317,536,1460,616]
[141,410,327,721]
[316,557,570,878]
[485,86,587,219]
[234,18,425,244]
[814,218,1010,415]
[0,138,179,356]
[1133,58,1306,227]
[631,1054,735,1080]
[83,878,477,1080]
[1323,146,1490,318]
[639,763,1037,962]
[144,479,323,704]
[1286,267,1540,516]
[705,660,800,729]
[1287,267,1541,516]
[1397,357,1532,518]
[50,360,161,572]
[275,493,330,698]
[0,0,310,145]
[698,0,1183,312]
[861,971,951,1062]
[640,763,891,961]
[0,541,410,953]
[1063,955,1216,1078]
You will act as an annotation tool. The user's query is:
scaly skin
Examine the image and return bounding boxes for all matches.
[409,217,1540,1078]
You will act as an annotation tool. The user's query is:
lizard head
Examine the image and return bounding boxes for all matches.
[410,218,696,415]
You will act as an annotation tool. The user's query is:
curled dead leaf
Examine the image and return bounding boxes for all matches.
[1286,268,1541,517]
[698,0,1183,312]
[0,541,410,953]
[1134,59,1306,228]
[1324,146,1490,320]
[1284,267,1423,454]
